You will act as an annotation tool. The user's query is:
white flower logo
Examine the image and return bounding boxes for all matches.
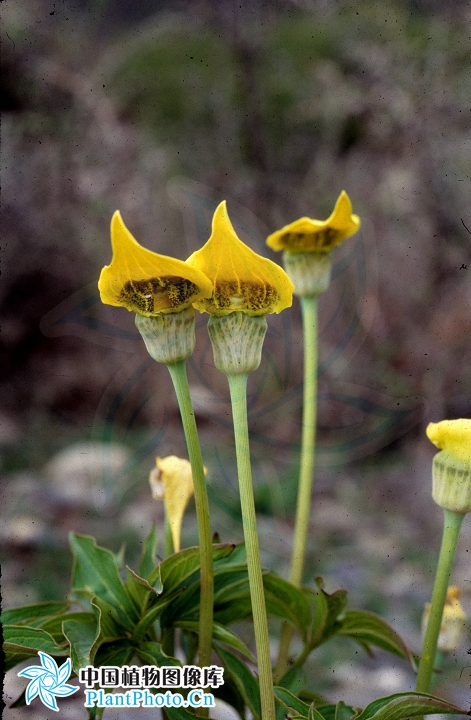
[18,651,79,711]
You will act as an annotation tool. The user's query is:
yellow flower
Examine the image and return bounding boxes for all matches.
[186,201,293,316]
[266,190,360,253]
[99,211,212,317]
[422,586,467,652]
[149,456,196,553]
[426,419,471,463]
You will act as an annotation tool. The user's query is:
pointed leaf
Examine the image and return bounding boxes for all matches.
[152,544,235,592]
[214,542,246,566]
[126,566,160,611]
[136,641,182,667]
[4,625,69,671]
[40,612,95,644]
[213,597,253,626]
[91,596,127,638]
[1,602,69,626]
[93,639,135,667]
[305,587,329,647]
[176,620,256,663]
[69,533,138,629]
[215,644,261,720]
[170,565,250,624]
[276,667,306,720]
[139,523,159,579]
[263,574,311,640]
[274,686,310,717]
[353,692,468,720]
[62,616,99,671]
[314,702,357,720]
[336,611,414,667]
[309,705,329,720]
[133,587,184,643]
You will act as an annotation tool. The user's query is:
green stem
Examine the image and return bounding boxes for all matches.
[227,373,276,720]
[428,650,444,693]
[167,360,214,669]
[415,508,464,694]
[275,295,318,680]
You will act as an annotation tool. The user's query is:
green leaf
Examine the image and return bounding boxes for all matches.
[276,667,306,720]
[215,644,261,720]
[307,584,348,649]
[63,616,99,671]
[40,612,95,644]
[305,588,329,647]
[274,686,310,717]
[176,620,256,662]
[277,665,306,695]
[166,706,200,720]
[69,533,139,629]
[314,701,357,719]
[70,588,96,611]
[163,565,250,627]
[89,596,127,664]
[299,690,329,707]
[87,704,105,720]
[126,566,161,611]
[214,542,246,566]
[168,565,250,625]
[263,574,311,640]
[133,587,184,643]
[152,544,235,592]
[3,625,69,671]
[322,587,348,637]
[309,704,329,720]
[353,692,469,720]
[213,597,253,626]
[93,639,135,667]
[113,542,126,570]
[0,602,69,626]
[336,611,414,668]
[91,596,127,638]
[136,641,182,667]
[213,566,250,602]
[139,523,159,579]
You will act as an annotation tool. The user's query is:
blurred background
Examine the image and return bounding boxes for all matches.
[2,0,471,714]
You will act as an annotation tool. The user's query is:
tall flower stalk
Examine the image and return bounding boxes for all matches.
[266,192,360,678]
[187,201,294,720]
[99,211,214,669]
[416,419,471,698]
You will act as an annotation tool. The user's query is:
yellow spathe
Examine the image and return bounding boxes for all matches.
[266,190,360,253]
[426,419,471,463]
[186,201,293,316]
[149,456,195,553]
[99,211,212,316]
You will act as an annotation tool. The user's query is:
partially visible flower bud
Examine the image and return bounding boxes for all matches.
[422,586,467,653]
[426,419,471,513]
